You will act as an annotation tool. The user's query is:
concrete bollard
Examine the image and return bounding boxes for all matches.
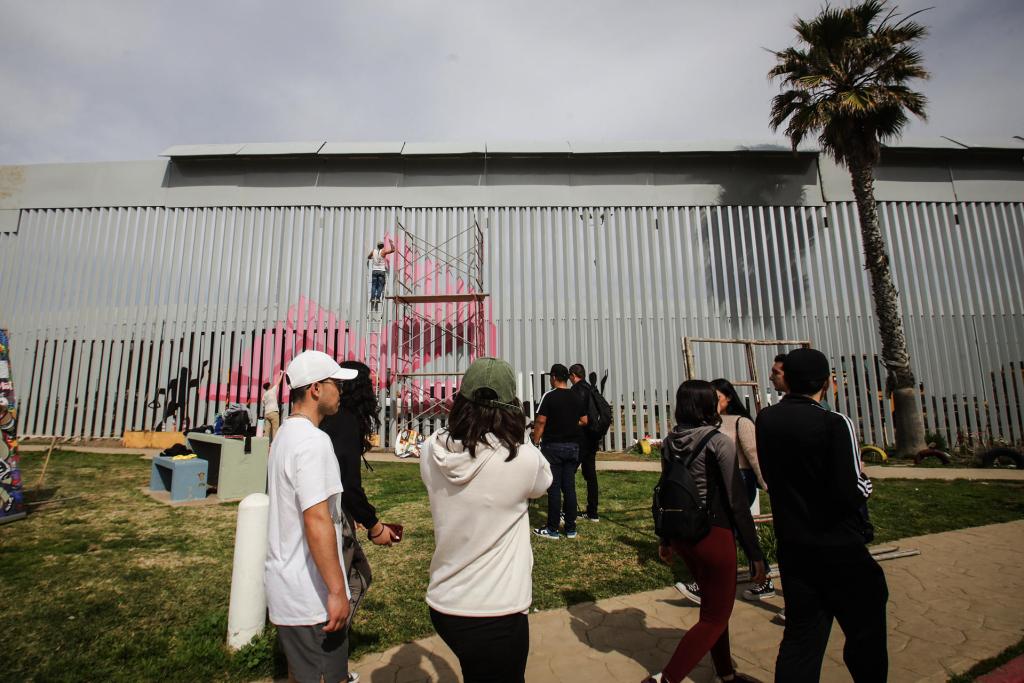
[227,492,270,650]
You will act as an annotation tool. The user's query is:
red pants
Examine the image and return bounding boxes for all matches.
[663,526,737,683]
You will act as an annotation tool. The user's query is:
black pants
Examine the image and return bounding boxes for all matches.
[542,441,579,532]
[429,608,529,683]
[775,543,889,682]
[577,435,599,517]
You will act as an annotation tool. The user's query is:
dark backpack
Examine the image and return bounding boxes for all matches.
[651,430,718,542]
[221,403,252,437]
[585,385,613,439]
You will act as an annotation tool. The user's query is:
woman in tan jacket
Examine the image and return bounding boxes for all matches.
[713,378,774,601]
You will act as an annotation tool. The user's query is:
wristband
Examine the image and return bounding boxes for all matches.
[368,525,386,540]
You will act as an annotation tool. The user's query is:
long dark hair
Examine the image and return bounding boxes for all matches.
[444,389,526,461]
[339,360,380,452]
[674,379,722,427]
[710,378,751,421]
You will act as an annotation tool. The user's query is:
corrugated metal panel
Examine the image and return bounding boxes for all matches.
[319,142,405,155]
[237,142,326,156]
[485,141,571,155]
[940,136,1024,150]
[159,143,246,157]
[402,142,486,156]
[1,201,1022,451]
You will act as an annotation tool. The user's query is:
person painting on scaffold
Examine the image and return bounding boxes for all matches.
[367,239,395,315]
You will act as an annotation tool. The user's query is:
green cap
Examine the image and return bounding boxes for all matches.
[459,357,521,412]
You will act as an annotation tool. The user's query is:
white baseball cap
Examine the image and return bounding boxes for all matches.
[286,351,357,388]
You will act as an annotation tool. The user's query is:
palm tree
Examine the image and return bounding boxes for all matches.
[768,0,929,456]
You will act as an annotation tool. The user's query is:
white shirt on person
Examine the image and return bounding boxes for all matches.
[265,416,350,625]
[420,431,552,617]
[262,387,279,416]
[370,248,388,272]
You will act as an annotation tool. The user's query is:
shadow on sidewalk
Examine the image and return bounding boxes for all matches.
[564,589,775,682]
[563,590,715,680]
[367,641,459,683]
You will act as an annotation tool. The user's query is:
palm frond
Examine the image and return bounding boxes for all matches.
[767,0,929,167]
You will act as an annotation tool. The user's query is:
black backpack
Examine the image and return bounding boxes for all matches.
[651,430,718,542]
[585,385,613,439]
[221,403,252,436]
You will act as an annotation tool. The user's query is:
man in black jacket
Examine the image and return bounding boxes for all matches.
[569,363,600,521]
[757,348,887,682]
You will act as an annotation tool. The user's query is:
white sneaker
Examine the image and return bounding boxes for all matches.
[741,579,776,601]
[674,581,702,605]
[348,673,360,683]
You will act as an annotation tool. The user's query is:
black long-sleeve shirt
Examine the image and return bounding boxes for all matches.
[756,394,873,549]
[319,408,379,529]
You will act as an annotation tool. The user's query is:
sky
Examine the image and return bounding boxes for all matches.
[1,0,1021,164]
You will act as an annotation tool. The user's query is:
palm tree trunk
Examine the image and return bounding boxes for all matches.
[848,159,927,456]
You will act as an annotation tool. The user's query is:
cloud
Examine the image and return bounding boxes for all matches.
[0,0,1021,164]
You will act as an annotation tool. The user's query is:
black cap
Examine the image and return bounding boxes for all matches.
[783,348,830,394]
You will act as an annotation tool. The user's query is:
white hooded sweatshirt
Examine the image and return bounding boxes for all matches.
[420,430,553,617]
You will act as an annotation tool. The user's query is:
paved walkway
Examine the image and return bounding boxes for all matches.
[365,452,1024,481]
[345,520,1024,682]
[19,444,1024,481]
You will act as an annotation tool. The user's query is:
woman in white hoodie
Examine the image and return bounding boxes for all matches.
[420,357,553,683]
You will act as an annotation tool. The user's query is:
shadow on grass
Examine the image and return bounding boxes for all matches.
[617,534,661,567]
[22,485,61,505]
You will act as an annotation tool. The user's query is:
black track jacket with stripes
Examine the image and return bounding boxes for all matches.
[756,394,873,549]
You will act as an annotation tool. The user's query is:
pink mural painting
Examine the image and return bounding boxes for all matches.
[200,234,497,404]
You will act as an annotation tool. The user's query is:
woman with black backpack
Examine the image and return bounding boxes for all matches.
[643,380,767,683]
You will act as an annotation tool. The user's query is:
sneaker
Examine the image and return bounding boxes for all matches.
[565,530,578,538]
[641,674,663,683]
[774,608,786,624]
[348,674,360,683]
[674,581,701,605]
[742,579,776,601]
[533,527,560,539]
[584,513,600,522]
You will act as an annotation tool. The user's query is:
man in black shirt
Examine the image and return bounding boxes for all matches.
[569,363,600,521]
[757,348,886,682]
[531,364,587,539]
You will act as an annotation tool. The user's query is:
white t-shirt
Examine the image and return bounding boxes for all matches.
[262,387,279,416]
[420,431,552,617]
[370,248,388,272]
[265,417,350,625]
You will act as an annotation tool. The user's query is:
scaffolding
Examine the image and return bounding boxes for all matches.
[388,218,488,450]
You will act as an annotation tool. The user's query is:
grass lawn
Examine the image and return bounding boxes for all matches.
[5,450,1024,682]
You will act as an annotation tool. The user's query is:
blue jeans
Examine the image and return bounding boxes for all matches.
[542,442,579,533]
[371,271,386,301]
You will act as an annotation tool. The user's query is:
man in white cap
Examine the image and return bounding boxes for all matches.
[265,350,360,683]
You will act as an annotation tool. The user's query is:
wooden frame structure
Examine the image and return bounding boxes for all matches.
[682,336,811,412]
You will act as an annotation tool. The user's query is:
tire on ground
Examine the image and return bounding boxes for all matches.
[979,448,1024,469]
[913,448,951,466]
[860,445,889,463]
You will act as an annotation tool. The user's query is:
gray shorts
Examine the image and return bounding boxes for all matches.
[276,622,349,683]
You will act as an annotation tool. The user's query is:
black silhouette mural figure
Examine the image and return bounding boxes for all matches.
[151,361,209,431]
